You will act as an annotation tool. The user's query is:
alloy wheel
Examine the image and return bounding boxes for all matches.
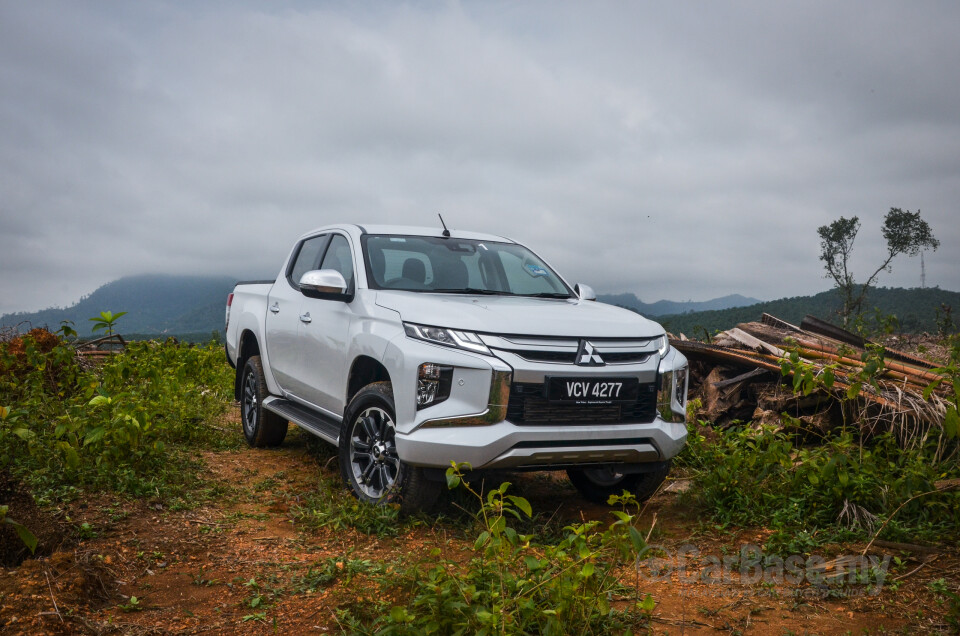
[349,407,401,499]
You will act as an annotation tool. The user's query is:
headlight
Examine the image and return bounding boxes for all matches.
[403,323,491,355]
[655,334,669,357]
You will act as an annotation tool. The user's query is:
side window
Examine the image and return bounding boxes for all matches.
[289,235,329,288]
[319,234,355,291]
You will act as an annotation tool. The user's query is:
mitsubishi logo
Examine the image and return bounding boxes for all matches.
[576,340,605,366]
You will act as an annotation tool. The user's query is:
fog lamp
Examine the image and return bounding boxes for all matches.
[417,363,453,409]
[657,366,688,423]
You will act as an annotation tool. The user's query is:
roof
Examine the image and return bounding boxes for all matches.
[299,223,514,243]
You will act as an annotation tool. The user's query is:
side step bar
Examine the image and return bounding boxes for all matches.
[263,397,341,445]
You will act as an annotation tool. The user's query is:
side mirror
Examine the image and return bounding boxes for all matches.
[574,283,597,301]
[300,270,351,301]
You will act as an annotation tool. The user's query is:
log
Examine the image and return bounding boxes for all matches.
[721,327,786,357]
[710,367,772,389]
[801,315,938,370]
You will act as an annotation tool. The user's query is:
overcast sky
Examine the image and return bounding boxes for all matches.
[2,1,958,315]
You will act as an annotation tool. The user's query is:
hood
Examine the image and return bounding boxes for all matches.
[374,291,665,338]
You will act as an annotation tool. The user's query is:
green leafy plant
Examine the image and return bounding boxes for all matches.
[89,310,127,337]
[0,504,38,555]
[780,344,839,397]
[290,557,383,594]
[294,477,405,537]
[78,522,97,540]
[360,462,652,634]
[844,343,887,400]
[117,596,142,612]
[0,330,235,500]
[923,334,960,440]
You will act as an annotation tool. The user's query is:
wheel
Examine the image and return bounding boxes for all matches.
[339,382,443,513]
[240,356,288,447]
[567,462,670,504]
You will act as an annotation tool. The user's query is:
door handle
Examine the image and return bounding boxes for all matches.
[269,303,280,314]
[299,312,312,324]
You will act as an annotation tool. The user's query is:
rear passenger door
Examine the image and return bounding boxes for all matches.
[296,233,357,416]
[265,233,329,395]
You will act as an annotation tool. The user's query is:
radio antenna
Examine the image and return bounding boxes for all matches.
[438,213,451,238]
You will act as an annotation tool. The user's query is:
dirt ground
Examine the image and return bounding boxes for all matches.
[2,412,958,635]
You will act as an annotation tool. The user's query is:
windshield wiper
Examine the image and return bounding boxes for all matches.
[430,288,572,299]
[430,288,515,295]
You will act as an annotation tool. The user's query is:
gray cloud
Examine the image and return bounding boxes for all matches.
[1,1,958,315]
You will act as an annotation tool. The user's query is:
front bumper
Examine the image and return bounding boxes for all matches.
[395,416,687,469]
[391,336,689,470]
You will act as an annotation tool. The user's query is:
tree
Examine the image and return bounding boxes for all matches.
[818,208,939,326]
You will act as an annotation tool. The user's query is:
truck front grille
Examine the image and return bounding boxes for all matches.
[498,350,651,365]
[506,382,658,425]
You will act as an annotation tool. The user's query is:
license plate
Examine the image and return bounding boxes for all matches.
[546,377,639,403]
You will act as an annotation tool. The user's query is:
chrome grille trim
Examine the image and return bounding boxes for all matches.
[481,334,659,366]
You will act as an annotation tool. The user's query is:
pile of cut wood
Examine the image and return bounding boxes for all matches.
[672,314,954,447]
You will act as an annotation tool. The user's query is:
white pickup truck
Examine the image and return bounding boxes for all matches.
[225,224,688,511]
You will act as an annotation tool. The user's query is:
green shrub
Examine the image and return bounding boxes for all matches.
[347,464,654,635]
[0,328,234,500]
[680,423,960,550]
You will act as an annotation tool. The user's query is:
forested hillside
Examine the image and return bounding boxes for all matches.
[597,292,761,316]
[0,274,236,336]
[656,287,960,336]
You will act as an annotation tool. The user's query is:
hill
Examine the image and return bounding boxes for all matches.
[0,274,237,337]
[654,287,960,336]
[598,292,761,316]
[7,276,955,342]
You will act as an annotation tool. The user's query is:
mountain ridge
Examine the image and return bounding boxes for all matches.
[3,275,955,338]
[0,274,237,336]
[597,292,761,316]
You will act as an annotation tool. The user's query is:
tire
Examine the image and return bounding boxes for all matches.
[240,356,288,447]
[339,382,443,513]
[567,462,671,505]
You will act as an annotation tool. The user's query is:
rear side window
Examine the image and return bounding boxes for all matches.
[319,234,355,291]
[288,235,329,288]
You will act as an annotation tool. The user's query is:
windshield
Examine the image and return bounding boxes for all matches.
[362,235,573,297]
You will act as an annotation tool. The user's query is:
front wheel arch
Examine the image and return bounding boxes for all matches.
[338,382,442,513]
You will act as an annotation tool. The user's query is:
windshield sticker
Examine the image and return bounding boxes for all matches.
[389,238,406,242]
[525,263,548,278]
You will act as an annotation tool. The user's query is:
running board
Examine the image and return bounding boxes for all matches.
[263,397,340,445]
